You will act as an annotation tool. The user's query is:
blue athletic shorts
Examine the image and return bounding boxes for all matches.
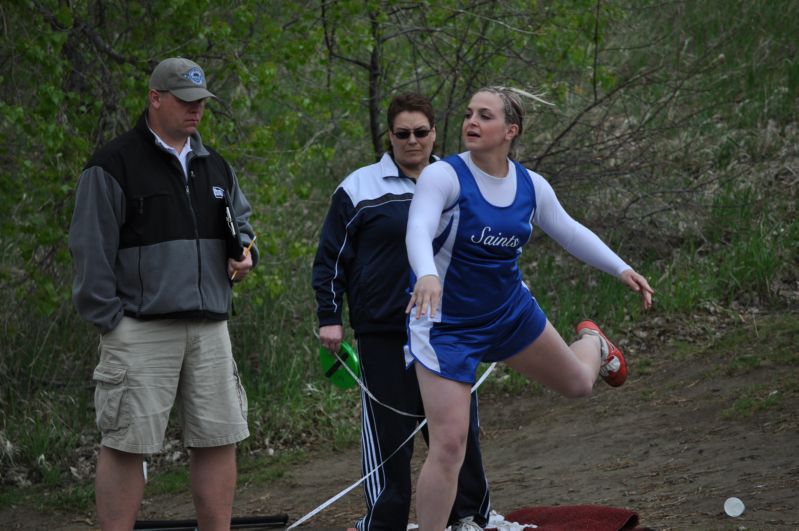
[405,288,547,384]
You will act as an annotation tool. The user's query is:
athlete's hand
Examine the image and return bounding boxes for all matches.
[620,268,654,310]
[319,324,344,353]
[406,274,441,320]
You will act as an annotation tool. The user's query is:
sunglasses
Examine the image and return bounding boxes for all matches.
[393,128,431,140]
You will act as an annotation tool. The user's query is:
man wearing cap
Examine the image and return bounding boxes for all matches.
[69,57,257,530]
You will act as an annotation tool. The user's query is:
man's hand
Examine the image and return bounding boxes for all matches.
[228,252,253,281]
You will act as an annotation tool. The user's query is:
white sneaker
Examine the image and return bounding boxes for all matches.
[487,509,536,530]
[450,516,483,531]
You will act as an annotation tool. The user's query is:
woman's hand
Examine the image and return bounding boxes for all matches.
[620,268,654,310]
[319,324,344,354]
[405,274,442,319]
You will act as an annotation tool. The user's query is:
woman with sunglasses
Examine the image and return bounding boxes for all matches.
[312,93,492,530]
[404,86,654,529]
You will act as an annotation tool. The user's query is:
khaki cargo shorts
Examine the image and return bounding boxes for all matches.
[93,317,249,453]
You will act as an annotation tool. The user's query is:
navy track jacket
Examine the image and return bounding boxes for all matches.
[312,153,419,337]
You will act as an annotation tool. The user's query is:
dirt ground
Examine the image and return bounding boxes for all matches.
[2,311,798,530]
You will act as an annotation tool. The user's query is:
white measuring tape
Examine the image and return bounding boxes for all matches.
[335,348,425,418]
[287,361,497,529]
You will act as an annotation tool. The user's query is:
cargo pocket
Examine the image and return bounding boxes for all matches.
[93,364,129,433]
[232,359,248,422]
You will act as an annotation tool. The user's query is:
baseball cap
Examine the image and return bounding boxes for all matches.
[149,57,216,102]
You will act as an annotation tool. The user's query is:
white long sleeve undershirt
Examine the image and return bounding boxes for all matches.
[406,152,630,279]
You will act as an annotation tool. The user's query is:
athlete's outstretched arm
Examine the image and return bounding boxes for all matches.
[530,172,654,308]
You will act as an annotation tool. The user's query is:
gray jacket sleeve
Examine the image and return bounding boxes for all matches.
[227,164,260,267]
[68,166,126,333]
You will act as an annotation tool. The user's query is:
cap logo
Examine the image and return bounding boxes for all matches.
[183,67,205,86]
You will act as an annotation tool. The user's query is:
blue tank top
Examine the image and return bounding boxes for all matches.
[432,155,537,324]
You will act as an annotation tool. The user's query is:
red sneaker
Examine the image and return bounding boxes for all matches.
[575,320,627,387]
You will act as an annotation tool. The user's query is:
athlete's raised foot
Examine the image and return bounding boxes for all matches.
[575,320,627,387]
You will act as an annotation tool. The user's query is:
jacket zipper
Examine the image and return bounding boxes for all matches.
[186,167,205,310]
[136,247,143,317]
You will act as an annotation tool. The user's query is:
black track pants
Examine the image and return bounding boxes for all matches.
[355,332,491,531]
